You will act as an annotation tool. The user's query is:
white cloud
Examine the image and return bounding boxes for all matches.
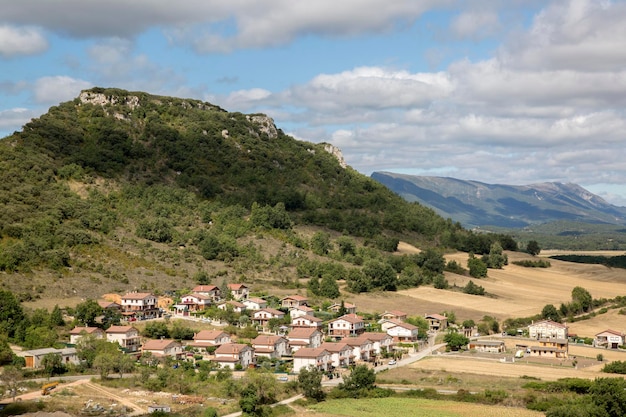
[33,76,93,104]
[500,0,626,71]
[0,25,48,57]
[3,0,448,51]
[450,10,501,40]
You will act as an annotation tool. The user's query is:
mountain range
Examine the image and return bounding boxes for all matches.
[371,172,626,229]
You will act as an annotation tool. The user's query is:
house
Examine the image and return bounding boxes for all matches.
[190,330,232,348]
[380,310,407,322]
[289,305,315,319]
[192,285,222,301]
[291,314,323,329]
[293,348,331,373]
[252,308,285,328]
[529,338,568,359]
[121,292,160,320]
[281,295,309,309]
[212,343,255,369]
[528,345,568,359]
[528,320,568,340]
[18,348,79,368]
[328,302,357,315]
[360,332,394,355]
[319,342,353,368]
[69,326,105,344]
[344,337,374,362]
[251,335,289,359]
[287,328,323,352]
[148,405,171,414]
[595,329,626,349]
[106,325,141,352]
[425,314,448,332]
[217,300,247,313]
[468,340,506,353]
[385,321,419,343]
[227,283,249,300]
[380,319,405,333]
[174,293,212,315]
[327,314,365,339]
[98,300,121,311]
[243,297,268,311]
[142,339,183,358]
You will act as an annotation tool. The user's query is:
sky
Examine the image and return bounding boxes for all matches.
[1,0,626,205]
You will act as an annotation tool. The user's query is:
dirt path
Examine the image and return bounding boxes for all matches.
[81,382,146,416]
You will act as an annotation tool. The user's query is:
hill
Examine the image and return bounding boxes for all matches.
[1,87,507,301]
[371,172,626,229]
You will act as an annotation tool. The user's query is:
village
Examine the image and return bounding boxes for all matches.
[15,282,626,378]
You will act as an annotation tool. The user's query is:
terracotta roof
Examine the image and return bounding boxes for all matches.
[361,332,392,341]
[220,300,246,309]
[98,300,120,309]
[383,310,407,317]
[255,308,284,316]
[122,292,155,300]
[344,337,372,347]
[194,330,230,341]
[387,321,418,331]
[227,283,248,290]
[425,313,447,321]
[288,327,321,339]
[293,347,329,358]
[319,342,351,353]
[182,293,212,300]
[282,295,308,301]
[106,325,136,334]
[529,320,567,329]
[245,297,267,304]
[193,285,219,292]
[293,314,322,323]
[330,313,364,324]
[596,329,625,337]
[215,343,251,355]
[252,335,286,345]
[69,326,103,335]
[143,339,180,350]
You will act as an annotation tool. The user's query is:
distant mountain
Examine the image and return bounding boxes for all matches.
[371,172,626,228]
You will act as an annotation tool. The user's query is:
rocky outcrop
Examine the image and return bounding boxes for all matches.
[247,115,278,139]
[323,143,347,169]
[79,91,140,110]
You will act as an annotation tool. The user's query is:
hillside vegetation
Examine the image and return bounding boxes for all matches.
[0,87,515,300]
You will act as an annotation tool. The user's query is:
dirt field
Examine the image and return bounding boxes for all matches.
[389,250,626,322]
[410,355,606,382]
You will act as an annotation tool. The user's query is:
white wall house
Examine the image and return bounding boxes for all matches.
[106,325,141,352]
[212,343,255,369]
[293,348,331,373]
[528,320,568,340]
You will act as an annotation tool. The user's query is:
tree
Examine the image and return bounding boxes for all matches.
[0,290,25,338]
[143,321,170,339]
[467,255,487,278]
[75,299,103,327]
[526,240,541,256]
[298,366,326,402]
[93,352,117,379]
[463,280,484,295]
[50,304,65,326]
[319,274,340,298]
[340,364,376,395]
[117,354,135,378]
[590,377,626,417]
[485,242,507,269]
[572,286,593,313]
[0,366,23,402]
[346,268,371,293]
[541,304,560,321]
[462,319,475,329]
[41,353,64,378]
[0,338,14,365]
[336,236,356,257]
[362,260,397,291]
[311,232,332,256]
[443,332,469,351]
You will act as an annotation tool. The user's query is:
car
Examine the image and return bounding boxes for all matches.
[388,360,396,365]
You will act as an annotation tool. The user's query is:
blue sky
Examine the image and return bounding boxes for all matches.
[2,0,626,205]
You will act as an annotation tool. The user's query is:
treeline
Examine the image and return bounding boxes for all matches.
[549,254,626,269]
